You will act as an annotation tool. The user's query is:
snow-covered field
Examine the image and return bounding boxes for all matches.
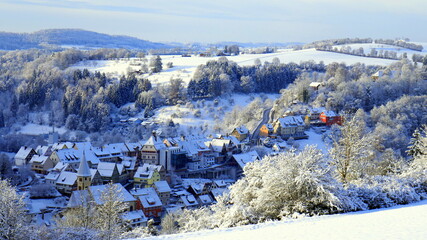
[17,123,67,136]
[138,200,427,240]
[299,129,330,155]
[70,46,400,86]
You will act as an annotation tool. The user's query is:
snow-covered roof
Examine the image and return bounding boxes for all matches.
[198,194,213,205]
[207,139,232,152]
[103,143,129,154]
[223,135,242,145]
[67,189,90,208]
[232,151,261,169]
[136,187,162,208]
[51,142,73,151]
[174,190,191,196]
[322,111,337,117]
[15,146,34,160]
[56,171,77,186]
[72,142,93,151]
[189,183,205,195]
[97,162,118,177]
[29,155,49,164]
[89,169,99,180]
[311,107,326,114]
[45,171,60,182]
[213,180,228,188]
[277,116,305,127]
[122,210,147,222]
[89,184,136,204]
[53,162,71,172]
[144,136,166,150]
[122,158,137,171]
[180,194,199,207]
[234,126,249,135]
[135,163,163,179]
[154,181,171,193]
[55,148,100,166]
[126,142,142,151]
[35,145,51,156]
[309,82,322,87]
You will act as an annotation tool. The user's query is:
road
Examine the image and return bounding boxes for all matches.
[250,108,271,142]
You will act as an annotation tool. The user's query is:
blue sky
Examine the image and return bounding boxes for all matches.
[0,0,426,43]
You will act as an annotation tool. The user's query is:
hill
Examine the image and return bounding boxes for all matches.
[138,200,427,240]
[0,29,170,50]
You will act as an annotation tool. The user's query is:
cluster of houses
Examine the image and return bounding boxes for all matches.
[260,108,342,141]
[13,127,262,227]
[13,106,343,228]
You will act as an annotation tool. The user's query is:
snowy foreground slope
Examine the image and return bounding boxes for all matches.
[136,200,427,240]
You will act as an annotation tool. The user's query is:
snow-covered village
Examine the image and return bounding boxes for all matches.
[1,1,427,240]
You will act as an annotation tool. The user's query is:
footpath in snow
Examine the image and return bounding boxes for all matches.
[139,200,427,240]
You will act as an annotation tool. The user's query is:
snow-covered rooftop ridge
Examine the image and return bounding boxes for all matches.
[135,164,163,179]
[322,110,337,117]
[136,187,162,208]
[15,146,34,160]
[145,135,166,149]
[154,180,171,193]
[29,155,49,164]
[277,115,305,127]
[56,171,77,186]
[234,125,249,134]
[232,151,260,169]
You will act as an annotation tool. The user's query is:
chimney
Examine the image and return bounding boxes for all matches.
[152,131,157,141]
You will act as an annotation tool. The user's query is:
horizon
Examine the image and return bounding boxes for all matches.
[0,0,426,43]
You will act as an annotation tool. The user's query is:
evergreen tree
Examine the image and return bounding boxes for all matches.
[149,55,163,73]
[407,125,426,159]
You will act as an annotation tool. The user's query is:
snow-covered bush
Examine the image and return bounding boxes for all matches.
[229,146,345,221]
[347,175,424,210]
[29,184,60,199]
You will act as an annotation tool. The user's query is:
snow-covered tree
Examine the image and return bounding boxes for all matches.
[57,191,97,231]
[407,125,426,159]
[95,183,128,240]
[160,213,178,235]
[330,113,375,182]
[149,55,162,73]
[230,146,345,221]
[0,180,28,239]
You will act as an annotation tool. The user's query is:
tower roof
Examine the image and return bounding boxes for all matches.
[77,150,91,177]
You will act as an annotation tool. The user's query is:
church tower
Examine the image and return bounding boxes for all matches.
[77,151,92,190]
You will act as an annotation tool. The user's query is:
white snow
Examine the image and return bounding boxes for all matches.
[333,43,427,60]
[299,129,330,155]
[137,200,427,240]
[70,48,399,86]
[17,123,67,136]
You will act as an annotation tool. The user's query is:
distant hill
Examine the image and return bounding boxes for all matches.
[0,29,170,50]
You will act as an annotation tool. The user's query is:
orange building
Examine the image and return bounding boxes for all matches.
[320,111,342,126]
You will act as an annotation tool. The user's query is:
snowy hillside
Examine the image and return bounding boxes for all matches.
[333,42,427,59]
[138,200,427,240]
[71,47,399,86]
